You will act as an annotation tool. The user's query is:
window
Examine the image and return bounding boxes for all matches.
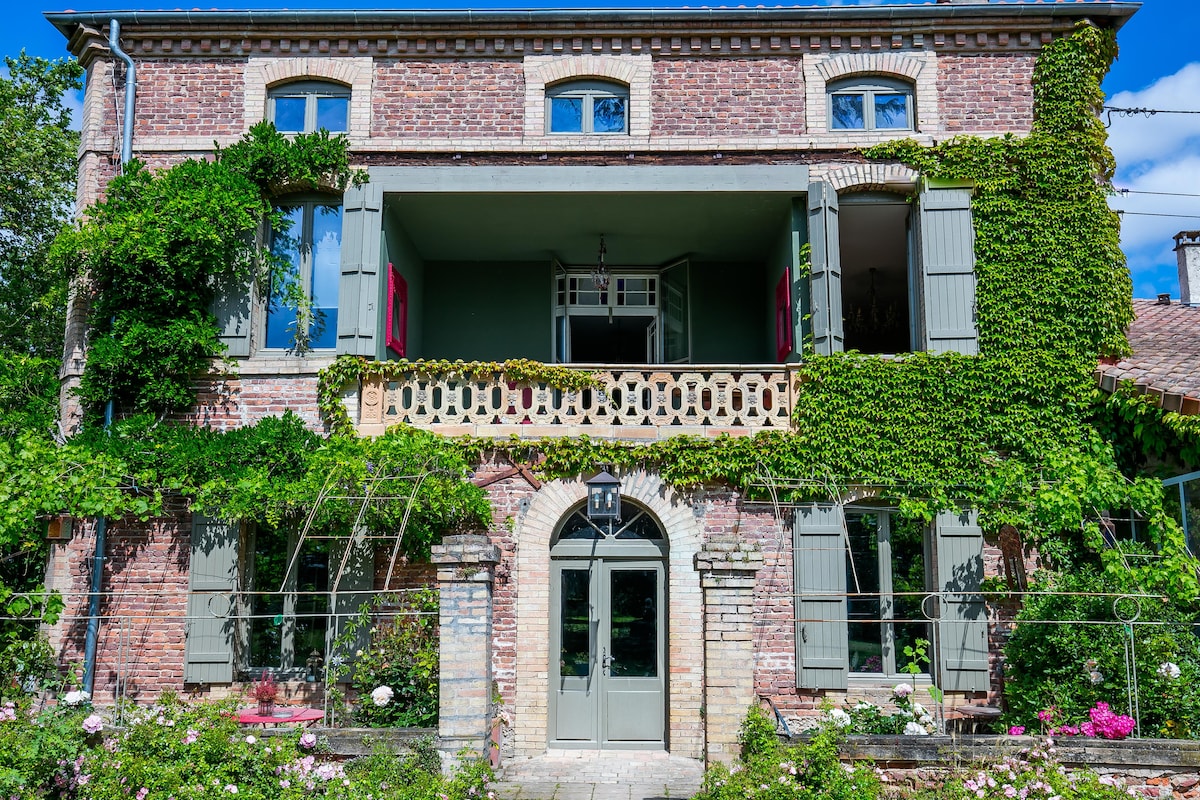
[828,76,913,132]
[844,510,930,676]
[546,80,628,134]
[266,200,343,350]
[243,526,330,675]
[269,80,349,134]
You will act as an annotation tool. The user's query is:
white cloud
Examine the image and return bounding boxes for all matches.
[1107,62,1200,299]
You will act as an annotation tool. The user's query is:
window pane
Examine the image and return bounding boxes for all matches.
[610,569,657,677]
[273,96,307,133]
[874,94,910,129]
[890,517,930,674]
[592,96,627,133]
[560,569,591,676]
[249,526,288,669]
[266,206,304,349]
[316,96,349,133]
[550,97,584,133]
[846,512,882,673]
[309,205,343,349]
[293,540,330,667]
[831,94,865,130]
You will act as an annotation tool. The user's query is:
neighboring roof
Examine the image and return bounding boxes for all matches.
[44,2,1141,42]
[1096,299,1200,416]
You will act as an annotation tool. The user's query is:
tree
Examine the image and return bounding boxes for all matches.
[0,52,83,360]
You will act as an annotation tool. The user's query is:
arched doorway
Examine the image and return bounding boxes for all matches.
[548,502,667,748]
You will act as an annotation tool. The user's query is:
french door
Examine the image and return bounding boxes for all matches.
[550,558,665,748]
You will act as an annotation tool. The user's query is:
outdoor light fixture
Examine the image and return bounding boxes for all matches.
[591,234,610,291]
[585,469,621,521]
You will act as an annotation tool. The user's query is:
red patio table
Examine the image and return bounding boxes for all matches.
[237,707,324,728]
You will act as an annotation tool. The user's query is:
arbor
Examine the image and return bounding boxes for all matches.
[0,52,83,360]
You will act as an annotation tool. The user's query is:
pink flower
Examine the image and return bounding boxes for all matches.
[82,714,104,734]
[1036,709,1053,723]
[299,732,317,749]
[1008,725,1026,736]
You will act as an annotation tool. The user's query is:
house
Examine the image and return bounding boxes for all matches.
[42,1,1138,764]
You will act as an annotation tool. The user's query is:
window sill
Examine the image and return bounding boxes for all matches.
[215,352,338,377]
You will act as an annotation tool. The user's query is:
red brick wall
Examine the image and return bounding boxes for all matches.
[652,57,806,137]
[937,53,1035,133]
[371,60,524,138]
[133,60,247,138]
[184,374,327,433]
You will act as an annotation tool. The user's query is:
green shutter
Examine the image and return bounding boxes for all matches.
[210,273,252,358]
[807,182,843,355]
[934,509,988,692]
[794,504,848,690]
[330,530,376,659]
[338,183,384,356]
[184,515,240,684]
[917,185,978,354]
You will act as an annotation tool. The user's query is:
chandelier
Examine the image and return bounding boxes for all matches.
[591,234,610,291]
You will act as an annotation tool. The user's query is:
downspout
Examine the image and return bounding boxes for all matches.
[81,18,135,696]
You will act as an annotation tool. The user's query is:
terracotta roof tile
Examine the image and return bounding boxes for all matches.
[1095,299,1200,415]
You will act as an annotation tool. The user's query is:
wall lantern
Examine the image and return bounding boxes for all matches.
[585,469,621,521]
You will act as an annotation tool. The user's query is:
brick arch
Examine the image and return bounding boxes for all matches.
[823,163,919,193]
[510,470,704,758]
[804,50,939,134]
[522,54,653,138]
[243,56,373,139]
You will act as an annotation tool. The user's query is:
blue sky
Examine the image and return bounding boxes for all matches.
[4,0,1196,300]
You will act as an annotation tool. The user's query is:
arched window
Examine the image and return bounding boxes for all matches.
[269,80,350,134]
[546,79,629,134]
[827,76,913,132]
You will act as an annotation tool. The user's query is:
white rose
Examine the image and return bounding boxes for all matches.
[893,683,914,698]
[903,721,929,736]
[63,690,91,706]
[371,685,394,707]
[827,708,852,727]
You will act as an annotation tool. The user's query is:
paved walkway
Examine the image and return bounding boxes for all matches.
[494,749,705,800]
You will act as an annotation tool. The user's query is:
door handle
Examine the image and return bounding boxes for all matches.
[601,648,615,673]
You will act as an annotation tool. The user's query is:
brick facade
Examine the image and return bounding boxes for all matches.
[651,58,807,137]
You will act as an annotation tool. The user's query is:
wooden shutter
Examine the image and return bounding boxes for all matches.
[330,530,376,660]
[184,515,240,684]
[338,182,384,356]
[917,185,978,354]
[211,274,252,358]
[807,182,843,355]
[934,509,989,692]
[794,504,848,690]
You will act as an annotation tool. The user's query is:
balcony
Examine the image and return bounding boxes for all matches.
[357,365,798,439]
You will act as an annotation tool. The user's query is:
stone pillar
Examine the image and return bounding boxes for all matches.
[696,537,763,764]
[432,534,501,757]
[1175,230,1200,305]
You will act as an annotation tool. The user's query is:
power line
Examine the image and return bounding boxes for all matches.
[1105,105,1200,126]
[1115,188,1200,199]
[1113,210,1200,220]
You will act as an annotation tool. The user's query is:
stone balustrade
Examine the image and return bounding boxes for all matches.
[357,365,797,438]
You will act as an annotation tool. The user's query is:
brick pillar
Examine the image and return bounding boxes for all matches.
[696,537,763,764]
[433,534,500,757]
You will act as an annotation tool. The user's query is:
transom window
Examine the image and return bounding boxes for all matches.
[269,80,350,134]
[547,80,629,134]
[828,76,913,132]
[845,509,931,676]
[266,199,343,350]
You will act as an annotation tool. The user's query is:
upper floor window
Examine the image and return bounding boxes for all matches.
[266,199,343,350]
[547,80,628,134]
[269,80,350,134]
[828,76,913,132]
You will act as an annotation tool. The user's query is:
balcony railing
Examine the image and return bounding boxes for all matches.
[357,365,797,439]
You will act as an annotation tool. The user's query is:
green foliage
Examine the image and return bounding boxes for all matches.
[0,53,83,360]
[0,693,491,800]
[926,741,1135,800]
[216,121,367,195]
[1001,566,1200,738]
[696,707,881,800]
[1092,385,1200,475]
[0,355,59,442]
[337,589,440,728]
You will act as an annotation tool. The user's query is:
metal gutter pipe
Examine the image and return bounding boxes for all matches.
[81,17,133,696]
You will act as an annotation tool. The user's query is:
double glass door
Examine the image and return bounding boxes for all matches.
[551,558,665,747]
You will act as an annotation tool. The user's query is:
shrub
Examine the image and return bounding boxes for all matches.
[925,740,1137,800]
[0,698,90,800]
[694,706,882,800]
[1001,566,1200,737]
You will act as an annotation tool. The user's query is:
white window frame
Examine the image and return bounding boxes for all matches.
[269,79,350,134]
[546,79,630,135]
[827,76,915,133]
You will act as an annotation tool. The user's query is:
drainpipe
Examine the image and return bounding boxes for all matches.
[81,18,135,696]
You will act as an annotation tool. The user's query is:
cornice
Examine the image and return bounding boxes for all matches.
[55,12,1103,63]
